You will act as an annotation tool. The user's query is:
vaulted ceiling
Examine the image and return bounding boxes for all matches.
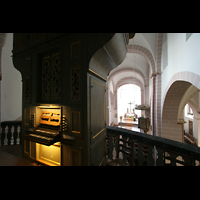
[108,33,159,92]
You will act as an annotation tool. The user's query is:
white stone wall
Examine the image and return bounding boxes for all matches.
[1,33,22,122]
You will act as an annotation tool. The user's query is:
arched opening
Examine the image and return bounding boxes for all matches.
[117,84,141,124]
[162,81,192,142]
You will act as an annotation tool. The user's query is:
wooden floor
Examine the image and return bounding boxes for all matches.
[0,145,33,166]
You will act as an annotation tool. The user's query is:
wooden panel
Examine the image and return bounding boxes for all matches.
[89,78,105,141]
[30,33,45,42]
[90,133,106,166]
[25,57,31,70]
[13,33,27,50]
[52,53,61,98]
[24,77,31,102]
[71,111,80,134]
[30,141,36,159]
[71,150,81,166]
[71,68,80,101]
[24,107,30,126]
[24,139,30,155]
[71,42,80,58]
[42,56,51,99]
[88,74,106,165]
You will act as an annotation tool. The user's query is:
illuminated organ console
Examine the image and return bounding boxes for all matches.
[24,111,61,146]
[23,106,74,166]
[12,33,131,165]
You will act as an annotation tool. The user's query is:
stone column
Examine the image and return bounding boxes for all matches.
[114,90,118,125]
[106,82,109,126]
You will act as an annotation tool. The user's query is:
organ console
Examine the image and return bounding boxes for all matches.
[24,111,61,146]
[24,106,74,166]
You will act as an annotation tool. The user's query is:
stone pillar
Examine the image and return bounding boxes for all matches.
[150,71,162,137]
[114,90,118,125]
[141,88,145,117]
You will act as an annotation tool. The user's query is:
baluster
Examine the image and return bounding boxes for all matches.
[18,124,22,144]
[129,137,135,166]
[155,146,164,166]
[112,135,116,159]
[115,134,119,159]
[122,135,128,162]
[13,124,18,145]
[1,124,6,146]
[166,151,177,166]
[119,135,123,159]
[134,140,139,166]
[4,125,8,145]
[137,140,145,166]
[17,125,21,144]
[7,124,12,145]
[10,125,14,145]
[145,144,155,166]
[108,133,114,160]
[126,137,133,165]
[152,146,158,163]
[143,142,148,166]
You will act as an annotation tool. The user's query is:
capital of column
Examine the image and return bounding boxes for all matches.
[150,71,162,79]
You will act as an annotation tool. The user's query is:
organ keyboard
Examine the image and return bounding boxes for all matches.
[24,111,61,146]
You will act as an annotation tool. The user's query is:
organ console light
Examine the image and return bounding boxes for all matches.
[24,105,74,166]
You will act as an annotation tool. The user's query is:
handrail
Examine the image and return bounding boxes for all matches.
[106,126,200,166]
[1,121,22,146]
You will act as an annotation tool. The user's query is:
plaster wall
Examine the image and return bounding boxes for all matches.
[161,33,200,107]
[1,33,22,122]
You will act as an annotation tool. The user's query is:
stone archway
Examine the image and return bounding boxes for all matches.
[161,71,200,141]
[107,69,146,126]
[162,81,192,142]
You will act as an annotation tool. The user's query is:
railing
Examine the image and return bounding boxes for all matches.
[0,121,22,146]
[106,126,200,166]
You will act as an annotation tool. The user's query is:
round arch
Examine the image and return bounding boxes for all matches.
[162,71,200,144]
[128,45,156,74]
[162,81,192,142]
[162,71,200,110]
[116,77,144,103]
[177,85,200,121]
[108,67,146,86]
